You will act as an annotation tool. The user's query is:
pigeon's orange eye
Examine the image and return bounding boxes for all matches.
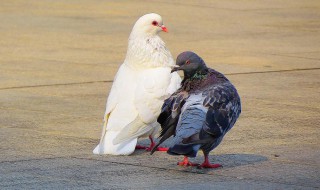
[186,60,190,65]
[152,21,158,26]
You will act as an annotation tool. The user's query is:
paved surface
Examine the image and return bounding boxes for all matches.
[1,0,319,189]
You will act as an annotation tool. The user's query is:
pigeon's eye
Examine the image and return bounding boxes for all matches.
[186,60,190,65]
[152,21,158,26]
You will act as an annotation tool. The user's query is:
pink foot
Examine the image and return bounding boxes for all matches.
[152,147,168,152]
[135,145,148,150]
[136,136,168,152]
[177,156,199,167]
[198,155,222,169]
[198,163,222,168]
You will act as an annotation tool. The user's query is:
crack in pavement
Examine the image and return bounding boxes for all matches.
[266,53,320,61]
[0,67,319,91]
[1,155,317,188]
[226,67,320,75]
[0,80,113,90]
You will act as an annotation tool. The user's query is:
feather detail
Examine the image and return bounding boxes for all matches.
[93,13,181,155]
[98,113,111,152]
[125,35,175,68]
[152,53,241,160]
[113,116,154,145]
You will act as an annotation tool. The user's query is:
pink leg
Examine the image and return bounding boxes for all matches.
[198,154,222,169]
[135,136,168,152]
[177,156,199,167]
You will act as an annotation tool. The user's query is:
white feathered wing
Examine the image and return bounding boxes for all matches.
[93,65,181,155]
[93,13,181,155]
[93,64,139,155]
[113,68,181,145]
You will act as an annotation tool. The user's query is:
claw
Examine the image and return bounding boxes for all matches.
[177,156,199,167]
[135,145,148,150]
[197,155,222,169]
[136,136,168,152]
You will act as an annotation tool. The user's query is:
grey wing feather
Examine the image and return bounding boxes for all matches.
[197,82,241,153]
[151,91,188,154]
[202,82,241,136]
[173,106,206,145]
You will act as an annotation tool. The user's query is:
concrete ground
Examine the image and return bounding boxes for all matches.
[1,0,319,189]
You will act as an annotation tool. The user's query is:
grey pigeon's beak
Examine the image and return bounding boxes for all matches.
[171,65,181,73]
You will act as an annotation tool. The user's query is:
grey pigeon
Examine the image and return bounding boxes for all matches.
[151,51,241,168]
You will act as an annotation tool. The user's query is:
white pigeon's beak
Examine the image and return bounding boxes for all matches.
[161,25,168,32]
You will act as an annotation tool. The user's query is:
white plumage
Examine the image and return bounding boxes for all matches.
[93,13,181,155]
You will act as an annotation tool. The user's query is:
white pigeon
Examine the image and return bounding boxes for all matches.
[93,13,181,155]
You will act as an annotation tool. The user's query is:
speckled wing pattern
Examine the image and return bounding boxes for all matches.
[202,82,241,138]
[197,81,241,154]
[152,69,241,156]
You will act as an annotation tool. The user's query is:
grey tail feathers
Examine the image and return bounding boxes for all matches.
[182,138,213,145]
[150,123,176,155]
[166,136,213,157]
[167,144,201,158]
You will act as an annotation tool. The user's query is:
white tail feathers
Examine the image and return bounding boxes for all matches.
[113,116,152,145]
[98,113,110,153]
[93,112,138,155]
[93,130,137,155]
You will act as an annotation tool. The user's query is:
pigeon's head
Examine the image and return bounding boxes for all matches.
[172,51,208,78]
[131,13,168,36]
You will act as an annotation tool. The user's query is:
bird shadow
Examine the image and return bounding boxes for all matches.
[211,153,268,168]
[132,139,268,173]
[176,153,268,174]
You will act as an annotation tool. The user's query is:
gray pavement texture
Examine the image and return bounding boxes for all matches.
[0,0,319,189]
